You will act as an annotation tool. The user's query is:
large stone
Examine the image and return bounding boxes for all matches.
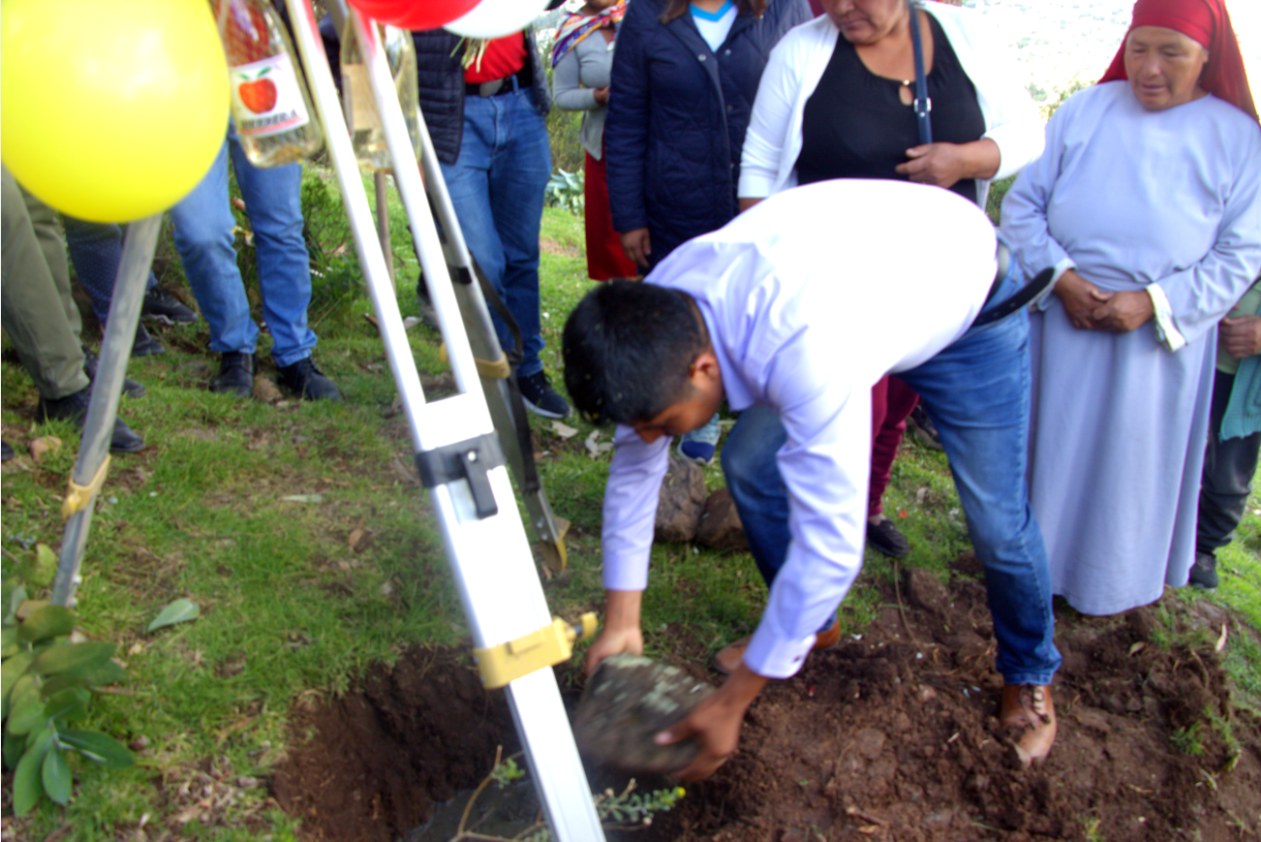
[572,654,713,774]
[654,454,706,543]
[695,488,747,552]
[904,568,951,614]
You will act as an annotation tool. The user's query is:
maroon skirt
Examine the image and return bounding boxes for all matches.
[584,150,639,281]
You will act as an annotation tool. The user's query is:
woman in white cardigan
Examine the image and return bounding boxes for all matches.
[720,0,1044,664]
[738,0,1042,207]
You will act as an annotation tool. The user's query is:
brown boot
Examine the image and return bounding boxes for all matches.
[711,618,841,675]
[1000,684,1057,766]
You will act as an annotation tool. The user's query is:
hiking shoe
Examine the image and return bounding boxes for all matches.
[142,287,197,324]
[83,349,145,399]
[1189,551,1218,590]
[38,388,145,453]
[868,517,911,558]
[277,357,343,402]
[210,352,254,397]
[679,414,721,464]
[131,323,165,357]
[517,370,570,419]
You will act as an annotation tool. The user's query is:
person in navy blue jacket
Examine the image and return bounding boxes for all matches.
[604,0,809,463]
[605,0,809,270]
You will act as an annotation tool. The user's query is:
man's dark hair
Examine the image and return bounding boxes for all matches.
[562,280,708,426]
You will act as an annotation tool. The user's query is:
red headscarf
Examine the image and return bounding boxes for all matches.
[1099,0,1258,121]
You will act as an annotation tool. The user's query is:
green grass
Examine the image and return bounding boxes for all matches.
[3,180,1261,837]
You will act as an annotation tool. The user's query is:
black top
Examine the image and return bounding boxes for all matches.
[796,14,985,205]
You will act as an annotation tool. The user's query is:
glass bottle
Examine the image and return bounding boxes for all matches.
[341,19,422,173]
[216,0,323,168]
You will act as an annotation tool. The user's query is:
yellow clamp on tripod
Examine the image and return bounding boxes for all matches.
[475,613,598,689]
[438,344,512,380]
[60,455,111,520]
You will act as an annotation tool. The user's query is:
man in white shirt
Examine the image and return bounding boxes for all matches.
[562,180,1061,779]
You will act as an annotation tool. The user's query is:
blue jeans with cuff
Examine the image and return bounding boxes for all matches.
[723,273,1061,687]
[438,88,551,378]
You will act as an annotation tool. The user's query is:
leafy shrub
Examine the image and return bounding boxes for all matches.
[545,168,585,216]
[2,587,131,817]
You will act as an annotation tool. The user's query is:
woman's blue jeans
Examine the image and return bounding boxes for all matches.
[169,136,317,368]
[438,89,551,378]
[722,283,1061,687]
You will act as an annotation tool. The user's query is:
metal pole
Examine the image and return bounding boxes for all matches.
[374,172,394,284]
[284,5,605,839]
[52,215,161,608]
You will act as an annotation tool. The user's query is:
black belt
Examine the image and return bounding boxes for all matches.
[465,70,528,98]
[971,240,1055,328]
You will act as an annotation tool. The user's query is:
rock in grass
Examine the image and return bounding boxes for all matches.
[695,488,747,552]
[573,655,713,774]
[654,455,705,543]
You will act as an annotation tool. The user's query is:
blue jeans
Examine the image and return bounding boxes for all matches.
[62,218,159,325]
[438,89,551,377]
[722,276,1061,686]
[169,136,317,367]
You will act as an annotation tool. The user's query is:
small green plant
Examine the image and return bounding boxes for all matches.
[453,751,685,840]
[490,755,525,788]
[544,168,584,216]
[1,586,132,817]
[595,779,686,828]
[1083,815,1105,842]
[1170,721,1205,757]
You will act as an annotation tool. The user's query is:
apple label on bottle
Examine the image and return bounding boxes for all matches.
[230,55,311,137]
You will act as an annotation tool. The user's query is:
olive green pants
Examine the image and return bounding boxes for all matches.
[1,167,88,399]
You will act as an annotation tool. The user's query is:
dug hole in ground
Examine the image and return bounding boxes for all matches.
[272,554,1261,842]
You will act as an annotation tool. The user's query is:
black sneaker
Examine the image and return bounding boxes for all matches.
[517,370,570,419]
[1188,551,1218,590]
[277,357,343,402]
[210,352,254,397]
[38,388,145,453]
[867,517,911,558]
[142,287,197,324]
[83,349,145,399]
[1,441,14,462]
[131,324,165,358]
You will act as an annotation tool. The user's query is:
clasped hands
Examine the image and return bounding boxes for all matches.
[1055,269,1154,333]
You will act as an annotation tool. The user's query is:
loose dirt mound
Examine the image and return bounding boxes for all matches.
[273,558,1261,841]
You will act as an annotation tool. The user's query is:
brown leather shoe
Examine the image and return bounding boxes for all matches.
[711,618,841,675]
[1000,683,1057,766]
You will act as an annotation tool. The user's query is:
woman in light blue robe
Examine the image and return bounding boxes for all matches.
[1001,0,1261,615]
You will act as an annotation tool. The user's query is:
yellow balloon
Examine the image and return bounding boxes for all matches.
[1,0,229,223]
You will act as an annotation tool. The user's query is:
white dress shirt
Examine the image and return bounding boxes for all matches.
[600,179,999,678]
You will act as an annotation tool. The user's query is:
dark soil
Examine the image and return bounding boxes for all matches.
[272,648,519,841]
[273,557,1261,841]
